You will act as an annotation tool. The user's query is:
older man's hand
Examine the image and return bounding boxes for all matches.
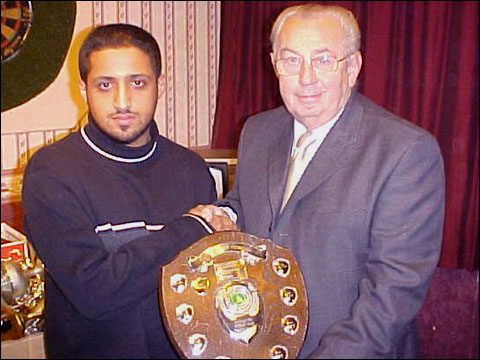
[188,204,238,232]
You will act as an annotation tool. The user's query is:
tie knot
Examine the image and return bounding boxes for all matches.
[282,130,316,210]
[296,130,313,149]
[293,130,316,161]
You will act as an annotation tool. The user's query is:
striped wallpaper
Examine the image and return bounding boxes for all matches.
[1,1,221,173]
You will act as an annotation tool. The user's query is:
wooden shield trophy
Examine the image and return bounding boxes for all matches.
[159,231,308,359]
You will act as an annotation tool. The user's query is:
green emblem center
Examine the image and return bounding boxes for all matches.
[230,292,247,305]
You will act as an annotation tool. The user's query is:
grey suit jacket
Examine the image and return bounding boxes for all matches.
[220,92,445,358]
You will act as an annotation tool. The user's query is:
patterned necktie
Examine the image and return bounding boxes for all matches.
[281,131,316,211]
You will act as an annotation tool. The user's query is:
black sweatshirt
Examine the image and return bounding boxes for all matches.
[22,119,216,359]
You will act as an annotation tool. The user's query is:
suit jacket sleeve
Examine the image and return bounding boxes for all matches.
[308,133,445,358]
[216,124,248,228]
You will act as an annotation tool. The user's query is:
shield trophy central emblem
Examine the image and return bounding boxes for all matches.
[159,231,308,359]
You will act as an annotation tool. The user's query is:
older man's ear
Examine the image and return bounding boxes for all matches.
[347,51,362,87]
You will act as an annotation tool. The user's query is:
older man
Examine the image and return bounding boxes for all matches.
[191,4,445,359]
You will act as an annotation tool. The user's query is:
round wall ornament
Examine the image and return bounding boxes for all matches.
[1,1,76,112]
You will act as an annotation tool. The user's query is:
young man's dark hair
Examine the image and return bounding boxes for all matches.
[78,23,162,81]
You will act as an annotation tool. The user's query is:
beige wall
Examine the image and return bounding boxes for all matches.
[1,1,221,172]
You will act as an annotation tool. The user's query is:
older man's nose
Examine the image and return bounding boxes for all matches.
[298,60,318,86]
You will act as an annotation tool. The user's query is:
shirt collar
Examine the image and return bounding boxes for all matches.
[293,106,346,147]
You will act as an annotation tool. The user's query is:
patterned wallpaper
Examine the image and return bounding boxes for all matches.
[1,1,221,172]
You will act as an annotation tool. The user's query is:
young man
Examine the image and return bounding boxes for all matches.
[192,4,445,358]
[22,24,235,359]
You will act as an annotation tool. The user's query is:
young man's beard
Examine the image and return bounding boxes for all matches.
[89,113,152,145]
[115,123,151,144]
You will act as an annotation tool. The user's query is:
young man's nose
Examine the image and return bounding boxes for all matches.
[114,82,132,110]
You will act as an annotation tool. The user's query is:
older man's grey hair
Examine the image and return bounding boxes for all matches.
[270,4,361,58]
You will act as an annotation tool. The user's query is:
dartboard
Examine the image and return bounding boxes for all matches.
[1,1,33,63]
[1,1,75,112]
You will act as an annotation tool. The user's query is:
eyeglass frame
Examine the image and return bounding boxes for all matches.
[272,52,354,76]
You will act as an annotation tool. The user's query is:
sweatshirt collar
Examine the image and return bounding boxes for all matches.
[81,116,159,163]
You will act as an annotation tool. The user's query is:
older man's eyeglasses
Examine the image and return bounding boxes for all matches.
[274,53,352,76]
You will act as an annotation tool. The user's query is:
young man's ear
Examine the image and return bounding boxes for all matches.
[157,75,166,98]
[78,80,87,101]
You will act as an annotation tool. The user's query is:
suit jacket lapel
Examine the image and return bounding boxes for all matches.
[267,113,294,223]
[282,93,363,214]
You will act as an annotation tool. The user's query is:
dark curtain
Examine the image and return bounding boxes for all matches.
[212,1,479,270]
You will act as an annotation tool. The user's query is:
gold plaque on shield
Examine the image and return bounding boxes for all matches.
[159,231,308,359]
